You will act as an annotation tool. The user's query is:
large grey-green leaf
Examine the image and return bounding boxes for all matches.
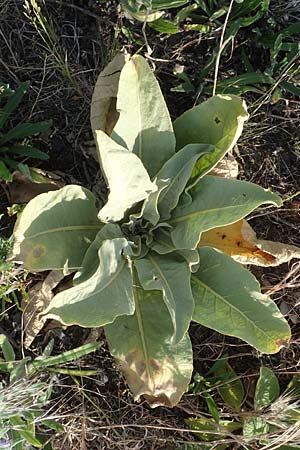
[192,247,291,354]
[173,94,248,151]
[173,95,248,188]
[112,55,175,177]
[11,185,100,272]
[170,175,282,250]
[74,223,125,285]
[155,143,214,219]
[152,227,200,271]
[45,238,134,327]
[96,131,157,222]
[136,179,169,226]
[135,252,194,344]
[105,285,193,407]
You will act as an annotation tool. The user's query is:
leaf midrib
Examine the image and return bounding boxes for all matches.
[134,272,152,385]
[148,254,176,314]
[25,224,100,239]
[169,202,266,225]
[191,275,273,346]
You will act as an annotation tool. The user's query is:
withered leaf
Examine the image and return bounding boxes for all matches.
[199,219,300,266]
[23,270,65,348]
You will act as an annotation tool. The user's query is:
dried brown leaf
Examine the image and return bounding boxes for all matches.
[90,52,129,160]
[199,219,300,266]
[23,271,65,348]
[8,171,63,204]
[210,152,239,179]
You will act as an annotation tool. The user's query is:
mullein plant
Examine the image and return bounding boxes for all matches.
[11,54,299,407]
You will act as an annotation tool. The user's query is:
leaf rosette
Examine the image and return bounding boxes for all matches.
[12,54,294,407]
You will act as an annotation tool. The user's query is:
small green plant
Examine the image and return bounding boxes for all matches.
[11,54,294,407]
[0,81,50,182]
[186,360,300,449]
[0,334,100,449]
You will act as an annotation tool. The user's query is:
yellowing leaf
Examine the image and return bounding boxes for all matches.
[199,219,300,266]
[105,287,193,408]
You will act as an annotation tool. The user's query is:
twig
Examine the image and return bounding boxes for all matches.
[212,0,235,96]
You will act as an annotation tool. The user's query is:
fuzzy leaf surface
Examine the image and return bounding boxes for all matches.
[96,131,156,222]
[112,55,175,177]
[173,95,248,186]
[105,286,193,407]
[45,238,135,327]
[152,228,200,271]
[192,247,291,354]
[155,143,214,219]
[170,175,282,249]
[135,252,194,344]
[11,185,100,272]
[74,223,124,284]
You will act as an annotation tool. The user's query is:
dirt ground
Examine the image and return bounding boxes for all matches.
[1,1,300,449]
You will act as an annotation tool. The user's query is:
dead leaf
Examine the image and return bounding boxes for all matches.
[199,219,300,266]
[90,52,129,161]
[210,152,239,179]
[7,171,63,204]
[23,271,65,348]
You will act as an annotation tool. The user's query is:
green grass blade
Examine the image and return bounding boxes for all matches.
[7,145,49,160]
[0,121,51,145]
[0,82,29,128]
[30,341,102,372]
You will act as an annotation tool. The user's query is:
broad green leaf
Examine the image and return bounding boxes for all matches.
[186,415,241,445]
[7,145,49,160]
[0,160,12,181]
[155,143,214,219]
[10,416,42,447]
[148,18,180,34]
[192,247,291,354]
[152,227,200,271]
[105,285,193,407]
[254,367,280,410]
[96,131,156,222]
[74,223,124,284]
[170,175,282,250]
[139,179,169,226]
[0,334,15,362]
[0,81,29,128]
[0,121,51,145]
[243,416,269,438]
[135,252,194,344]
[42,419,64,432]
[45,238,135,327]
[204,392,220,423]
[211,361,245,411]
[11,185,100,272]
[112,55,175,177]
[173,95,248,186]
